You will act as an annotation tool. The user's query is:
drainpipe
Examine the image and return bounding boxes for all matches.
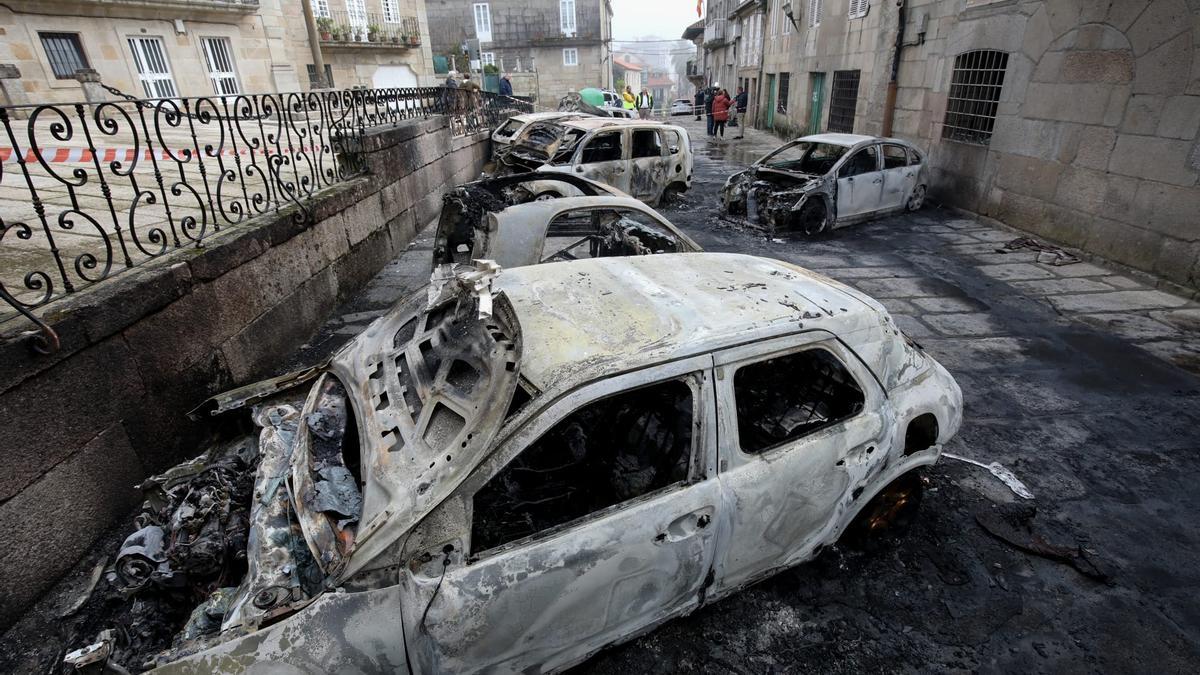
[301,0,328,89]
[881,0,906,137]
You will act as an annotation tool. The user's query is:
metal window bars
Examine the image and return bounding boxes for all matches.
[942,49,1009,145]
[0,85,531,345]
[827,69,860,133]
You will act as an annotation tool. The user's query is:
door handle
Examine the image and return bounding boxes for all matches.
[872,178,882,184]
[655,508,715,544]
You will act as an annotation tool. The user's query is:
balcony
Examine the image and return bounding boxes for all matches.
[703,19,727,47]
[316,11,422,50]
[40,0,259,16]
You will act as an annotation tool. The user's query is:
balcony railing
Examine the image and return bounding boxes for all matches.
[316,11,422,48]
[46,0,260,11]
[703,19,728,46]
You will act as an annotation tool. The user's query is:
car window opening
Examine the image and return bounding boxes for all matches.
[542,209,684,262]
[471,379,694,554]
[581,132,623,164]
[734,349,865,454]
[763,141,848,174]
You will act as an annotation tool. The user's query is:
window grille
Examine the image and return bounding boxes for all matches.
[942,49,1009,145]
[201,37,239,96]
[383,0,400,23]
[777,72,790,113]
[827,70,860,133]
[808,0,821,27]
[40,33,88,80]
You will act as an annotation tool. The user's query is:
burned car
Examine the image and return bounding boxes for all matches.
[432,173,701,270]
[492,118,693,205]
[490,112,590,152]
[722,133,929,234]
[68,253,960,673]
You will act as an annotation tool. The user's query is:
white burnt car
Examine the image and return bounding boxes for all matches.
[490,112,589,152]
[722,134,929,234]
[83,253,961,673]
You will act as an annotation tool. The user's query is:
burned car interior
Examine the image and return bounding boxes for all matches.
[542,208,689,262]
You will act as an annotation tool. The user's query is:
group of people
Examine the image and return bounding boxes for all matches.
[621,85,656,119]
[694,85,748,139]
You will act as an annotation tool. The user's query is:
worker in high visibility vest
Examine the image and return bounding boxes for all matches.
[622,85,635,110]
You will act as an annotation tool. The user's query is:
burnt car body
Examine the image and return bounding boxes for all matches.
[491,118,693,205]
[76,253,961,673]
[490,112,590,152]
[432,174,701,271]
[722,133,929,234]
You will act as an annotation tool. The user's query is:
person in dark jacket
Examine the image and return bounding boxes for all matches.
[735,87,748,113]
[693,88,704,121]
[705,86,717,136]
[499,74,513,96]
[712,89,732,138]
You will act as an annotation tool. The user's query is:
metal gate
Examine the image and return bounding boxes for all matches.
[827,70,860,133]
[807,72,825,135]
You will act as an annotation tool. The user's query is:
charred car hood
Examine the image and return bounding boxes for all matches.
[328,264,522,579]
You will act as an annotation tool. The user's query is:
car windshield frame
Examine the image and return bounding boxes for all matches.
[758,141,850,175]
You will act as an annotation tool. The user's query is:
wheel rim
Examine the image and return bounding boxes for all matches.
[908,186,925,210]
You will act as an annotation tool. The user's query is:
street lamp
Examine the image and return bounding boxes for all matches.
[781,1,800,31]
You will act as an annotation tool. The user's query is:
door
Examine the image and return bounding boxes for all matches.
[128,37,177,98]
[200,37,239,96]
[346,0,368,41]
[407,357,721,673]
[880,143,918,211]
[574,130,630,193]
[628,128,667,202]
[835,144,882,220]
[765,74,776,130]
[808,72,825,135]
[712,334,886,593]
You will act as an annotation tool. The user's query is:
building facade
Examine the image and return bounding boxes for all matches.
[424,0,613,104]
[702,0,1200,293]
[0,0,436,105]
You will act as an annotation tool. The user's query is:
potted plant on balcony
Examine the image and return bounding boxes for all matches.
[316,17,334,41]
[390,31,401,44]
[367,23,381,42]
[407,33,420,46]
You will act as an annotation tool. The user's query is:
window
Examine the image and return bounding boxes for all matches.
[471,378,694,553]
[827,69,860,133]
[734,349,865,454]
[383,0,400,23]
[777,72,790,113]
[808,0,822,27]
[39,33,88,80]
[580,131,623,163]
[839,145,879,178]
[848,0,869,19]
[473,3,492,42]
[481,51,495,67]
[127,37,177,99]
[942,49,1009,145]
[542,208,685,261]
[314,0,330,18]
[631,129,662,159]
[307,63,335,89]
[563,48,578,66]
[560,0,577,35]
[347,0,368,37]
[201,37,239,96]
[882,144,909,169]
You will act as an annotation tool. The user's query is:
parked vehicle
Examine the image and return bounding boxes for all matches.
[722,134,930,234]
[432,174,701,271]
[493,118,693,205]
[670,98,693,116]
[491,112,590,151]
[103,252,960,673]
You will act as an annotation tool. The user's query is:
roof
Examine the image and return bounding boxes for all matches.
[613,57,643,71]
[559,117,669,131]
[511,111,585,124]
[495,253,876,392]
[682,19,705,40]
[800,133,879,147]
[647,75,674,87]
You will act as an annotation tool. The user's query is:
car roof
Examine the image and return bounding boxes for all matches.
[799,133,879,147]
[495,252,876,392]
[511,111,582,124]
[560,117,668,131]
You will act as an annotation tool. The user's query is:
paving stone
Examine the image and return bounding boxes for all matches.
[852,277,940,298]
[990,373,1083,414]
[1049,290,1191,313]
[1010,278,1116,294]
[911,296,989,313]
[916,337,1032,371]
[821,266,918,279]
[878,298,918,315]
[968,230,1019,243]
[977,263,1057,281]
[923,312,1006,337]
[787,254,849,268]
[936,233,984,245]
[1101,275,1144,289]
[843,253,905,267]
[1040,261,1112,277]
[942,218,983,230]
[1076,313,1183,341]
[893,314,935,338]
[1149,308,1200,332]
[1136,339,1200,372]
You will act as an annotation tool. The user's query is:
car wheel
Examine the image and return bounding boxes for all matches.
[662,184,685,203]
[843,472,924,551]
[795,199,827,235]
[906,184,926,211]
[534,191,559,202]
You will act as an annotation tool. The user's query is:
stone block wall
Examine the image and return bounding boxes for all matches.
[0,115,490,631]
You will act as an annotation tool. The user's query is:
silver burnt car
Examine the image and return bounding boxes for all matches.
[113,252,962,673]
[722,133,930,235]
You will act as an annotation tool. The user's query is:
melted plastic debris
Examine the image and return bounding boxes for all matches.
[944,452,1034,500]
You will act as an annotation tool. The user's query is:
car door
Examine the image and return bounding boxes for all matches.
[407,355,721,674]
[834,144,882,220]
[628,128,668,202]
[711,332,887,594]
[880,143,917,211]
[574,130,631,193]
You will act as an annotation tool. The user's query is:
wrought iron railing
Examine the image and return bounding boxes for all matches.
[316,10,421,47]
[0,85,530,350]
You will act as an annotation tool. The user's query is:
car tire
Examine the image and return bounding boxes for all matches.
[842,471,924,552]
[795,199,827,235]
[662,183,685,203]
[906,184,926,211]
[534,191,560,202]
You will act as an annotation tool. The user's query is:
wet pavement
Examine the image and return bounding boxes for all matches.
[6,117,1200,673]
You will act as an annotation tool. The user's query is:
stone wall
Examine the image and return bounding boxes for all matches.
[0,115,490,630]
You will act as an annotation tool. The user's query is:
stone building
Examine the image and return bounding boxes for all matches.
[0,0,436,104]
[424,0,614,104]
[711,0,1200,293]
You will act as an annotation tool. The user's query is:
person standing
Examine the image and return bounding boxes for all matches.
[693,88,704,122]
[622,85,636,112]
[704,85,717,136]
[499,73,513,97]
[712,88,731,139]
[637,88,653,119]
